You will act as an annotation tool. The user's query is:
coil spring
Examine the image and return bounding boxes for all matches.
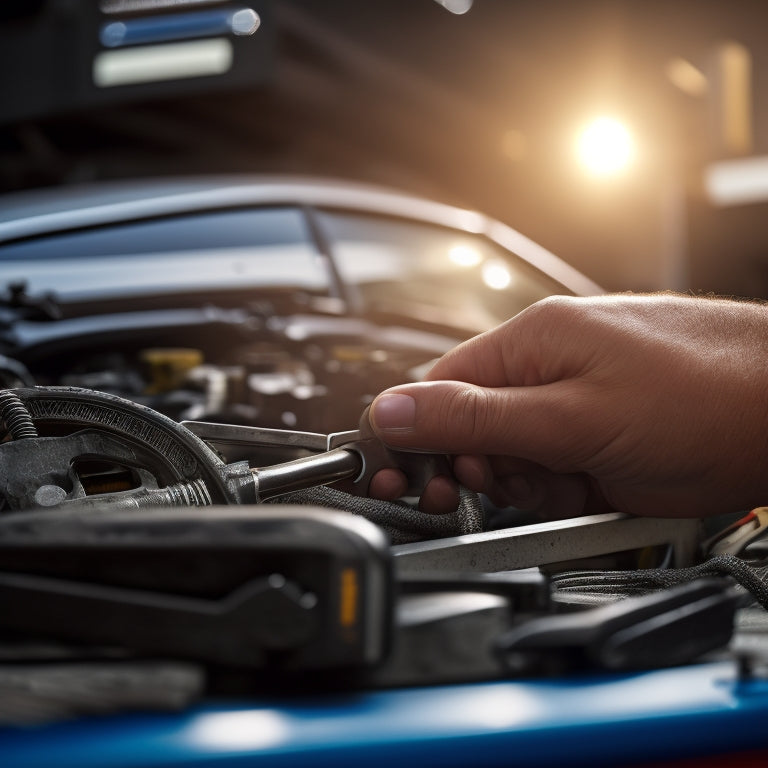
[164,478,212,506]
[0,390,37,440]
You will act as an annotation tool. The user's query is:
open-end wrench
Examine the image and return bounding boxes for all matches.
[183,412,452,502]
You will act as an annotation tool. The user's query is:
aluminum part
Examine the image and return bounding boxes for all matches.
[393,513,702,575]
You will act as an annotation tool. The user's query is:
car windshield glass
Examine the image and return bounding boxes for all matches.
[319,211,567,335]
[0,208,330,301]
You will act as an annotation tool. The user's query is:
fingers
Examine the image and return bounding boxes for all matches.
[451,455,541,508]
[453,455,594,519]
[418,475,460,515]
[367,460,597,520]
[367,467,407,500]
[368,467,460,515]
[368,380,582,471]
[366,447,595,523]
[451,454,489,493]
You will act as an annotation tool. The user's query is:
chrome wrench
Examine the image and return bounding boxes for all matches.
[183,415,452,502]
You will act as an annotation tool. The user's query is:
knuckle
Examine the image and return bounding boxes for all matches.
[516,295,586,345]
[523,294,579,323]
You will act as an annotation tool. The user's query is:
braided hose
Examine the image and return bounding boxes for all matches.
[0,390,37,440]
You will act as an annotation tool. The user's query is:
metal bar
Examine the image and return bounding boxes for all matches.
[253,448,362,500]
[393,513,702,575]
[182,420,328,464]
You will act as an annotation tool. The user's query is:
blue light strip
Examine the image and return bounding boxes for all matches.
[100,8,259,48]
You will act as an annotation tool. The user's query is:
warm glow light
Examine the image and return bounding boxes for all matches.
[482,260,512,290]
[666,57,708,96]
[448,244,482,267]
[576,117,634,177]
[717,41,753,155]
[705,155,768,206]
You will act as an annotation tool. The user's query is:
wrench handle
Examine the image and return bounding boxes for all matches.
[252,448,362,501]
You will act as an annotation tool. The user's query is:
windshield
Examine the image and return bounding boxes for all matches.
[0,207,330,301]
[320,211,566,335]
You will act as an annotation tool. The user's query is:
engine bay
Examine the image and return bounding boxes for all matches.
[0,289,458,435]
[0,181,763,731]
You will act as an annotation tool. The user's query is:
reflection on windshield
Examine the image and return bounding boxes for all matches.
[0,208,330,301]
[319,211,567,335]
[1,246,327,301]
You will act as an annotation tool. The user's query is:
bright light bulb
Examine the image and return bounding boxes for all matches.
[576,117,634,177]
[482,260,512,290]
[449,244,482,267]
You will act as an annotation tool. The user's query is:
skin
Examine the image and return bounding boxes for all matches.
[365,294,768,519]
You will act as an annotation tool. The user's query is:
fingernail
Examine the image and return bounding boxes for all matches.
[372,393,416,431]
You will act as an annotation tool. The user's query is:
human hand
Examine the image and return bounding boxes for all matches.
[366,294,768,519]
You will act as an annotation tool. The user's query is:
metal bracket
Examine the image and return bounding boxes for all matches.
[393,513,703,575]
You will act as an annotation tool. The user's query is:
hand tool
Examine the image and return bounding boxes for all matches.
[183,408,453,502]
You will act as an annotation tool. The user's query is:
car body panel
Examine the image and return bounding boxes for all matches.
[3,662,768,768]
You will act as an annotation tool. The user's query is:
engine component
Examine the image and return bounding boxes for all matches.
[495,578,739,674]
[0,505,392,671]
[0,386,256,512]
[0,387,461,515]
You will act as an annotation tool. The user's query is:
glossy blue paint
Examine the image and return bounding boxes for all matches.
[3,661,768,768]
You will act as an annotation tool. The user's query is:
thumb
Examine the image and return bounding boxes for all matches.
[368,380,575,467]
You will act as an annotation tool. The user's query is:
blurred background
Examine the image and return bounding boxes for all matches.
[2,0,768,297]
